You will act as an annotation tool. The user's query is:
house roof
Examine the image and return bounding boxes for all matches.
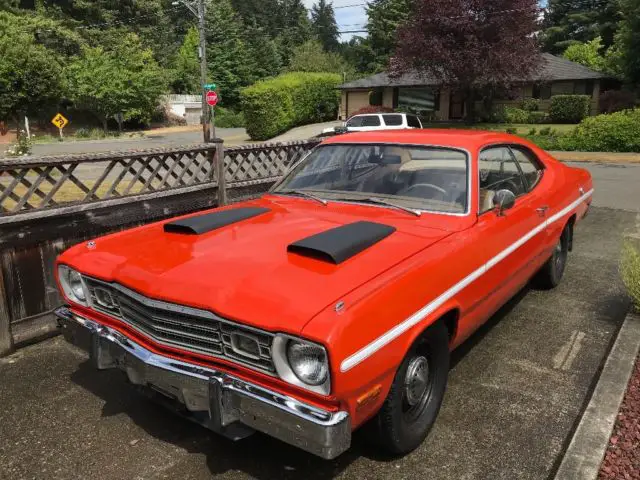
[338,53,608,90]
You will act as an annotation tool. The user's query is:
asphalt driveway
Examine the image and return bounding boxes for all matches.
[0,204,636,480]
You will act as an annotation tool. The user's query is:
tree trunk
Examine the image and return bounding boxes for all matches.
[102,116,108,133]
[464,90,475,125]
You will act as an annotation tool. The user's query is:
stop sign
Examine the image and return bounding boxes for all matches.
[206,90,218,106]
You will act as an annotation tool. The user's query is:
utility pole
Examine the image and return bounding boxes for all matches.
[173,0,211,142]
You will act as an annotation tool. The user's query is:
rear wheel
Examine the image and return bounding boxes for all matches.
[370,321,449,456]
[534,225,570,289]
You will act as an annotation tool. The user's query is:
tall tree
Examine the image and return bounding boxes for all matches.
[289,40,354,77]
[366,0,413,72]
[0,12,63,124]
[392,0,541,121]
[615,0,640,84]
[541,0,621,54]
[244,24,283,82]
[311,0,339,52]
[277,0,312,65]
[231,0,280,37]
[205,0,251,106]
[563,37,607,72]
[65,33,166,130]
[171,26,200,94]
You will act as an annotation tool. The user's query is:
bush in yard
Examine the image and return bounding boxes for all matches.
[241,72,341,140]
[548,95,591,123]
[214,107,245,128]
[527,111,548,123]
[599,90,638,114]
[520,98,540,111]
[620,239,640,311]
[564,109,640,152]
[493,106,529,123]
[505,127,517,134]
[348,106,395,118]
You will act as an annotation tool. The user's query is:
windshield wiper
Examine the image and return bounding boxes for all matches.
[365,197,421,217]
[332,196,421,217]
[277,190,328,206]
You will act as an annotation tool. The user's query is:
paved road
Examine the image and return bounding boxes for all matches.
[1,200,638,477]
[26,128,248,157]
[567,161,640,212]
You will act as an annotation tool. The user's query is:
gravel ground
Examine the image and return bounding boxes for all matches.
[599,352,640,479]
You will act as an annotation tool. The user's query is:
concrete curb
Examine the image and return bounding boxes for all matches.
[554,311,640,480]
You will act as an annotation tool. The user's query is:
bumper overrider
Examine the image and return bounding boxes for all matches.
[55,306,351,459]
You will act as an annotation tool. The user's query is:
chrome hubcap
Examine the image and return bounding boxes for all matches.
[404,356,429,406]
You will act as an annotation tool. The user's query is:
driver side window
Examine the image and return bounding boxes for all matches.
[479,147,526,213]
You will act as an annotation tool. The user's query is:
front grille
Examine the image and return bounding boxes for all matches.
[83,277,275,374]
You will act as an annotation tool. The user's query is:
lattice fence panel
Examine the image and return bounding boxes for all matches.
[225,141,320,185]
[0,146,216,215]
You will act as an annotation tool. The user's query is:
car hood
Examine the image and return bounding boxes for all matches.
[60,196,458,335]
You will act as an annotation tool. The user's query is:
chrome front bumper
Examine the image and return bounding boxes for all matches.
[55,306,351,459]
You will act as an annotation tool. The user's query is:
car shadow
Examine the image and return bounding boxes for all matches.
[67,282,542,479]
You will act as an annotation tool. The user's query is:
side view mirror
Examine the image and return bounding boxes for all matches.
[493,189,516,215]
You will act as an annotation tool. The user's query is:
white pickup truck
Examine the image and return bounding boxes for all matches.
[321,112,423,136]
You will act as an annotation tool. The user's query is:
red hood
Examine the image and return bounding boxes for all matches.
[59,195,464,334]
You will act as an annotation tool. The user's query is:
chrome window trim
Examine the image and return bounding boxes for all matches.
[272,142,473,218]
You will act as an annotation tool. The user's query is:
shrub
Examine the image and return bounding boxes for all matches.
[599,90,638,114]
[520,98,540,112]
[4,130,32,157]
[564,109,640,152]
[215,107,245,128]
[492,106,529,123]
[548,95,591,123]
[348,106,395,118]
[75,128,91,138]
[505,127,517,134]
[620,240,640,311]
[527,111,548,124]
[539,126,552,135]
[528,127,537,135]
[241,72,341,140]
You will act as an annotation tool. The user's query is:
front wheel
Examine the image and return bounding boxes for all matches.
[534,224,570,289]
[370,321,449,456]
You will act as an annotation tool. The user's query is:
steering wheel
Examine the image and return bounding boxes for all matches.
[398,183,447,198]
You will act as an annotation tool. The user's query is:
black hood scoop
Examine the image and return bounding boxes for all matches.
[164,207,270,235]
[288,221,396,264]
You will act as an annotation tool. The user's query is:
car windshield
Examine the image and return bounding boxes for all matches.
[274,144,469,214]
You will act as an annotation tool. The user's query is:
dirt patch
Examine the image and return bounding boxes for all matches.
[599,353,640,479]
[551,151,640,164]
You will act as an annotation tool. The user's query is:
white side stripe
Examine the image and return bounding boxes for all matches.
[340,189,594,373]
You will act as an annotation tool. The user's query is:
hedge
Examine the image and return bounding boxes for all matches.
[548,95,591,123]
[240,72,341,140]
[562,108,640,152]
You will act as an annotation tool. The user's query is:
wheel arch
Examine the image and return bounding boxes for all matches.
[566,214,576,251]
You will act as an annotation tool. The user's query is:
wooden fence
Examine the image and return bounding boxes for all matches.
[0,139,320,355]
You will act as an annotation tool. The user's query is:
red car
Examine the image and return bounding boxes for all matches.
[55,130,593,459]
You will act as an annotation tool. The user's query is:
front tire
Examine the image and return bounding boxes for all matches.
[534,224,570,289]
[371,321,449,456]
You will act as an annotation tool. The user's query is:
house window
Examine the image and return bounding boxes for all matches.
[532,84,551,100]
[397,87,440,114]
[369,89,383,106]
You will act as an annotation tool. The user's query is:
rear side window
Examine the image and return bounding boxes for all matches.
[346,115,381,127]
[406,115,422,128]
[509,146,544,191]
[382,114,403,126]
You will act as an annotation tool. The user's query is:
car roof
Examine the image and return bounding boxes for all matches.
[321,129,523,151]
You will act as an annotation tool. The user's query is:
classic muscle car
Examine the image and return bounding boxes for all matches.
[55,130,593,459]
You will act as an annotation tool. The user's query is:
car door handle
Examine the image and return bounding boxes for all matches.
[536,206,549,217]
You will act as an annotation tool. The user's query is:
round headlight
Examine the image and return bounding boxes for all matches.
[286,341,328,386]
[58,266,86,304]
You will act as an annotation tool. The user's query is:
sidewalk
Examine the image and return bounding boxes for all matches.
[551,151,640,163]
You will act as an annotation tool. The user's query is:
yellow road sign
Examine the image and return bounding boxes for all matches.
[51,113,69,129]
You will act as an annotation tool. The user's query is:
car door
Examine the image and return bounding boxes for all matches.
[469,145,549,318]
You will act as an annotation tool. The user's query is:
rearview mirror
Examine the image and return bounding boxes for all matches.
[493,189,516,215]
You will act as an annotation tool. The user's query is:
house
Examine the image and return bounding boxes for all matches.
[162,94,203,125]
[338,53,612,120]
